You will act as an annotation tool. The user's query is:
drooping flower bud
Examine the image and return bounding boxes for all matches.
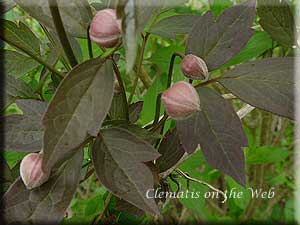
[161,81,200,120]
[89,9,122,48]
[20,152,50,189]
[181,54,209,81]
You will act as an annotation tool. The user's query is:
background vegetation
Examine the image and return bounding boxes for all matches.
[1,0,297,224]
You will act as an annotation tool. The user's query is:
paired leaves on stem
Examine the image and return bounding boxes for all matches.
[92,127,161,216]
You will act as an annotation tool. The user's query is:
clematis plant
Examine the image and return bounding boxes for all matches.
[0,0,296,224]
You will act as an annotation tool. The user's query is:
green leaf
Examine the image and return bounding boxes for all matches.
[2,151,27,168]
[0,19,40,56]
[177,87,248,186]
[226,176,251,210]
[257,0,295,47]
[221,31,273,68]
[246,146,292,164]
[149,15,200,39]
[210,0,233,17]
[220,58,294,120]
[156,128,185,172]
[42,58,115,171]
[140,74,167,124]
[186,0,256,71]
[92,127,160,215]
[171,151,213,219]
[1,50,40,78]
[14,0,92,37]
[2,151,83,224]
[3,99,47,152]
[70,187,106,218]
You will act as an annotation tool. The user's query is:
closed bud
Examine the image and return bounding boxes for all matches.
[89,9,121,48]
[20,152,50,189]
[161,81,200,120]
[181,54,209,81]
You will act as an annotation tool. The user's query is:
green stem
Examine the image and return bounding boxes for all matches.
[87,25,93,59]
[167,52,184,88]
[112,59,129,121]
[1,37,64,78]
[134,64,151,88]
[40,23,55,48]
[158,52,184,136]
[93,193,113,225]
[152,93,162,125]
[150,114,168,133]
[128,33,150,103]
[128,75,139,103]
[100,44,121,60]
[36,49,62,97]
[48,0,78,67]
[194,76,223,88]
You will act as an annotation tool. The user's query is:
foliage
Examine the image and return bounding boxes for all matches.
[0,0,296,224]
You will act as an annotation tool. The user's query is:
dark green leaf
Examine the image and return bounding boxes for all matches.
[109,92,127,121]
[257,0,295,47]
[116,124,161,144]
[14,0,92,37]
[115,199,145,217]
[0,156,13,183]
[92,127,160,215]
[177,87,248,186]
[221,31,273,68]
[42,58,115,171]
[156,128,185,173]
[4,75,37,110]
[149,15,200,39]
[129,101,143,123]
[1,50,40,78]
[2,151,83,224]
[0,19,40,55]
[186,0,256,71]
[220,58,294,119]
[3,99,47,152]
[5,75,35,99]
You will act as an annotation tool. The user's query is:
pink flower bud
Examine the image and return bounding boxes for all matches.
[161,81,200,120]
[20,152,50,189]
[89,9,122,48]
[181,54,209,81]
